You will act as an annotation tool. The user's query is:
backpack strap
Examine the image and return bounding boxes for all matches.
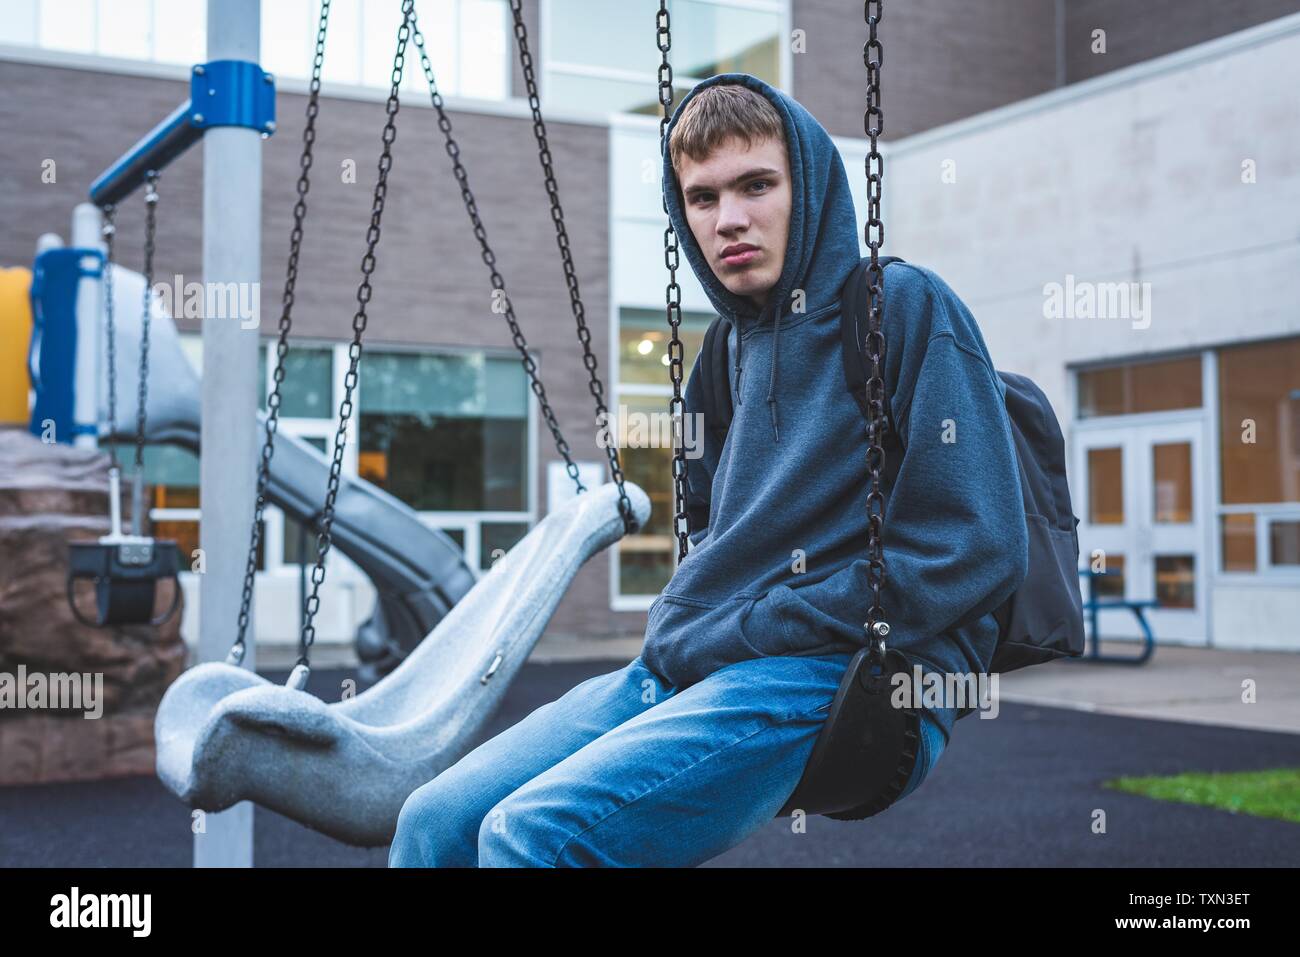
[697,314,735,443]
[840,255,903,427]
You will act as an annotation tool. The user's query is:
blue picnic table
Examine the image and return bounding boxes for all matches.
[1070,568,1158,664]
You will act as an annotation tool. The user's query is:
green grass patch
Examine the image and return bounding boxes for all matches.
[1104,768,1300,824]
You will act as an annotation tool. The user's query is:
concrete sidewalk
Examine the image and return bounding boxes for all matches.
[996,640,1300,735]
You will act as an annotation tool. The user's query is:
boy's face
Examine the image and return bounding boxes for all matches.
[677,134,791,310]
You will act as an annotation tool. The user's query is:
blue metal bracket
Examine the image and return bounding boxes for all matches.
[89,59,276,208]
[189,60,277,134]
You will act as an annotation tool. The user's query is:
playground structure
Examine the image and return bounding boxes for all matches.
[9,0,650,859]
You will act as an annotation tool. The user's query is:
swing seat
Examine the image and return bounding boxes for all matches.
[155,480,650,847]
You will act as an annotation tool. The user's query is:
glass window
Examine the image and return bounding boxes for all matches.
[17,0,505,100]
[152,519,202,569]
[459,0,509,99]
[362,0,409,88]
[1270,520,1300,567]
[0,1,38,46]
[1152,442,1192,523]
[357,350,528,511]
[1220,513,1256,572]
[282,513,317,567]
[261,0,312,81]
[1077,355,1202,418]
[1217,337,1300,505]
[549,2,661,75]
[1090,554,1125,599]
[258,346,334,419]
[615,393,678,596]
[153,0,205,66]
[545,73,694,118]
[1087,446,1123,525]
[670,0,782,80]
[323,0,361,84]
[106,442,200,508]
[614,307,711,597]
[618,308,712,386]
[1153,554,1195,608]
[546,0,784,116]
[97,0,152,60]
[40,0,94,53]
[481,521,530,570]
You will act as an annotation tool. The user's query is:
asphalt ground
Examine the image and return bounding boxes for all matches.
[2,659,1297,867]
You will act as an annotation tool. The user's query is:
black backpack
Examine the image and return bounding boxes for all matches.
[692,256,1085,677]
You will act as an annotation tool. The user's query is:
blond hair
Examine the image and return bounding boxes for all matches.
[668,83,786,176]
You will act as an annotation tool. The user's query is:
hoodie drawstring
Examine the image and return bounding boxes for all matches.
[732,323,743,406]
[732,305,784,444]
[765,308,783,443]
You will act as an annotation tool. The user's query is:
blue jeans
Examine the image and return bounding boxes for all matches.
[388,651,948,867]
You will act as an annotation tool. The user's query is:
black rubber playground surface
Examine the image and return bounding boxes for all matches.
[2,659,1298,867]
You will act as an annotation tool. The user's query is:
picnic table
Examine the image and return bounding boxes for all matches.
[1071,568,1157,665]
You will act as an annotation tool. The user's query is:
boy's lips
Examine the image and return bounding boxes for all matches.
[720,245,760,266]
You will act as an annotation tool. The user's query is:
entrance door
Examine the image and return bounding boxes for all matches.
[1074,415,1208,643]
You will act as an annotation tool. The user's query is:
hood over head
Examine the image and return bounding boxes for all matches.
[661,72,863,442]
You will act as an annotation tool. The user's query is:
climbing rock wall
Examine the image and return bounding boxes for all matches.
[0,428,185,785]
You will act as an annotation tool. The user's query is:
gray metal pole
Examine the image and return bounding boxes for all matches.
[195,0,261,869]
[71,203,103,450]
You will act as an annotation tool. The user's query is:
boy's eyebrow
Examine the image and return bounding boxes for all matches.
[683,167,781,197]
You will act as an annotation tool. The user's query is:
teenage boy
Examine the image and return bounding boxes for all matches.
[389,73,1027,868]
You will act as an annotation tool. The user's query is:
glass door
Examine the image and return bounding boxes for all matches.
[1074,416,1207,642]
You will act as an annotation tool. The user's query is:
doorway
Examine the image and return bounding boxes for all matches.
[1073,412,1209,643]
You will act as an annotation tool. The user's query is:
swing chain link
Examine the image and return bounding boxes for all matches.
[657,1,691,563]
[862,0,889,669]
[408,9,619,531]
[137,171,159,475]
[231,0,332,664]
[508,0,638,535]
[101,204,118,468]
[297,0,414,669]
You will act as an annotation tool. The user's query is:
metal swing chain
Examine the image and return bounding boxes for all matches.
[101,204,119,468]
[406,11,603,527]
[657,0,690,563]
[230,0,332,665]
[507,0,637,535]
[862,0,890,670]
[297,0,415,669]
[130,171,160,539]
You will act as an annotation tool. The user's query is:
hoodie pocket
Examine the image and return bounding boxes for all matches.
[641,591,766,689]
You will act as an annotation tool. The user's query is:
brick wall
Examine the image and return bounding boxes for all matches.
[0,58,641,642]
[1064,0,1300,82]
